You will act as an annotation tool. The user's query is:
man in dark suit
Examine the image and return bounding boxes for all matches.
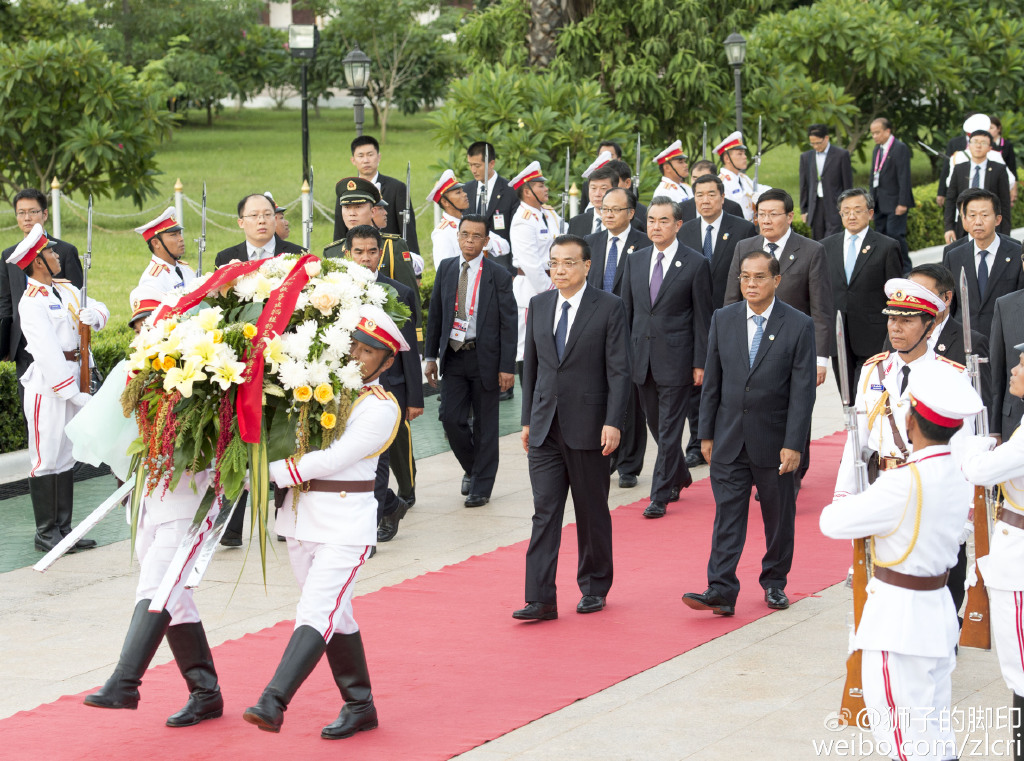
[344,225,424,543]
[725,188,833,487]
[824,188,903,393]
[463,141,519,273]
[990,287,1024,441]
[680,160,744,223]
[799,124,853,240]
[683,249,816,615]
[941,188,1024,341]
[568,164,618,237]
[869,117,915,273]
[213,193,304,268]
[513,234,631,620]
[333,136,419,253]
[0,188,83,385]
[425,215,517,508]
[621,197,712,518]
[944,131,1013,243]
[678,174,756,466]
[585,188,650,487]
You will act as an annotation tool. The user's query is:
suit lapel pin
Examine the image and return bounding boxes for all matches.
[674,260,681,267]
[1007,257,1012,263]
[789,254,795,260]
[864,245,870,251]
[723,233,730,240]
[937,343,946,352]
[768,335,775,341]
[627,246,635,253]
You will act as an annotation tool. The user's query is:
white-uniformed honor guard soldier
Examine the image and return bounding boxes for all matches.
[821,361,983,761]
[509,161,559,364]
[11,224,108,552]
[244,305,405,739]
[135,207,196,292]
[834,279,973,498]
[429,169,509,270]
[84,286,224,728]
[651,140,693,203]
[960,342,1024,760]
[715,131,771,222]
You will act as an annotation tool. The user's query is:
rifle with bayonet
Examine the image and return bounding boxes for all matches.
[836,311,871,728]
[752,116,763,192]
[632,133,641,201]
[78,196,93,392]
[195,183,207,277]
[403,161,412,241]
[307,166,315,248]
[478,146,489,217]
[559,147,570,234]
[959,268,993,650]
[702,122,708,162]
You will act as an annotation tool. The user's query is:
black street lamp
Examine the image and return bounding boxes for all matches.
[289,24,320,184]
[723,32,747,135]
[342,45,372,138]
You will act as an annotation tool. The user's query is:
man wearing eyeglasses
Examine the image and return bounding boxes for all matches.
[1,189,83,388]
[425,215,517,508]
[944,130,1013,244]
[214,193,304,268]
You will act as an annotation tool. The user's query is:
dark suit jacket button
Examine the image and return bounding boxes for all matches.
[743,409,748,414]
[745,386,750,392]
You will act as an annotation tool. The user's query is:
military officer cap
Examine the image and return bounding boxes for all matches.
[128,284,171,327]
[511,161,547,190]
[427,169,464,204]
[336,177,381,206]
[882,278,945,317]
[134,207,182,242]
[375,197,389,209]
[353,304,410,354]
[713,131,746,157]
[653,140,688,165]
[907,360,983,429]
[264,192,286,213]
[582,150,613,178]
[9,223,55,270]
[963,113,991,135]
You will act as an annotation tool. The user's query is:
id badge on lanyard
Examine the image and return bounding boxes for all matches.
[451,264,483,342]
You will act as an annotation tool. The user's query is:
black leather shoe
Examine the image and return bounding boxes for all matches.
[668,474,692,502]
[376,498,409,542]
[576,595,606,614]
[682,588,735,616]
[499,388,514,402]
[618,474,638,488]
[400,493,416,509]
[764,587,790,610]
[512,602,557,621]
[685,452,706,468]
[643,501,667,518]
[461,475,471,496]
[220,530,242,548]
[464,494,489,508]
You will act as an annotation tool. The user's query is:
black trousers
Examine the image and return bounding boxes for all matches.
[874,212,911,275]
[637,372,692,501]
[707,445,796,605]
[440,346,499,497]
[810,201,827,241]
[524,414,613,604]
[610,383,647,477]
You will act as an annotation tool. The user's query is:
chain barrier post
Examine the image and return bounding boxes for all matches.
[51,177,61,238]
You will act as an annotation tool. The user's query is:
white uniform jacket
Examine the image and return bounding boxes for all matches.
[651,177,692,204]
[431,211,510,271]
[719,169,769,222]
[509,205,559,310]
[137,255,197,293]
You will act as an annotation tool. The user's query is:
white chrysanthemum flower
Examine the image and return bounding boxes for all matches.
[365,283,387,306]
[232,274,260,301]
[307,360,331,386]
[321,324,351,353]
[339,360,364,391]
[277,359,310,390]
[294,291,310,311]
[336,307,361,332]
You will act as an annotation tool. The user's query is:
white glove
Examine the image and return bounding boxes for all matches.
[409,252,425,277]
[70,391,92,407]
[965,559,979,591]
[957,518,974,546]
[963,435,997,458]
[79,307,104,329]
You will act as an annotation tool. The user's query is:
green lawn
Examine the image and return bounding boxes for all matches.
[2,107,938,327]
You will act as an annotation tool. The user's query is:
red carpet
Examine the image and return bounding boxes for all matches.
[3,431,848,760]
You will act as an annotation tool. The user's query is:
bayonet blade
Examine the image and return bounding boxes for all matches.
[33,480,134,572]
[836,311,852,408]
[702,122,708,161]
[403,161,412,240]
[960,268,973,356]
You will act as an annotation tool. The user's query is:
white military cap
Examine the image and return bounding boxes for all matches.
[907,360,982,428]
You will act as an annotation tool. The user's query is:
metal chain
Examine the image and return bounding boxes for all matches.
[63,195,172,219]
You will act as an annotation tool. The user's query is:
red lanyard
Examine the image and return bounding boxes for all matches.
[873,137,894,173]
[454,263,484,318]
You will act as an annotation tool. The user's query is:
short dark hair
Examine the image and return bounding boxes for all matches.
[692,174,724,195]
[237,193,273,218]
[739,249,781,276]
[350,136,380,154]
[807,124,829,139]
[690,159,715,177]
[13,188,47,211]
[599,140,623,159]
[910,407,959,443]
[871,117,892,131]
[990,115,1003,130]
[346,224,383,249]
[467,141,497,161]
[836,187,874,212]
[601,187,635,210]
[551,234,591,261]
[909,262,955,297]
[755,188,794,214]
[649,195,682,221]
[958,187,1001,217]
[589,164,619,185]
[604,159,632,185]
[458,213,488,231]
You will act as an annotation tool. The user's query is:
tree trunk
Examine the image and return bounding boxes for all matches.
[207,102,213,127]
[529,0,564,68]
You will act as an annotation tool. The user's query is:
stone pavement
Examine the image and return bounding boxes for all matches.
[0,371,1012,760]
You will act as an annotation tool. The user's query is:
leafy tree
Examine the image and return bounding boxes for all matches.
[0,37,174,206]
[0,0,93,43]
[140,36,236,125]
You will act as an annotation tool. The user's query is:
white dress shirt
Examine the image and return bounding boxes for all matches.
[815,145,829,197]
[554,283,588,337]
[603,228,630,273]
[762,228,792,257]
[700,212,724,254]
[246,237,277,260]
[746,298,775,353]
[974,234,1001,276]
[648,238,679,283]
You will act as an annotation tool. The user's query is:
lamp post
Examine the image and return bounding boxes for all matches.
[723,32,747,135]
[342,45,372,138]
[289,24,320,185]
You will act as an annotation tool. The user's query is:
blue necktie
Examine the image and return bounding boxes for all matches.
[703,224,713,260]
[844,234,859,282]
[555,301,570,361]
[767,242,778,258]
[603,236,619,292]
[749,314,765,367]
[650,251,665,305]
[972,165,982,188]
[978,250,989,298]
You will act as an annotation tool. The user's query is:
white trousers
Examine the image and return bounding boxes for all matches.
[134,506,219,625]
[24,392,76,477]
[287,539,370,642]
[516,307,527,363]
[862,649,958,760]
[990,588,1024,696]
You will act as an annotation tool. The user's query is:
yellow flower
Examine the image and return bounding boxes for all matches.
[294,385,313,403]
[189,335,217,365]
[195,307,222,332]
[163,357,207,398]
[263,335,287,372]
[243,323,258,340]
[314,383,334,404]
[160,356,176,371]
[208,354,247,390]
[320,412,337,430]
[212,329,223,343]
[152,357,163,371]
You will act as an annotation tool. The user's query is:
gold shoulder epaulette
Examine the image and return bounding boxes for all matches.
[371,385,389,400]
[381,232,400,240]
[864,351,890,367]
[147,263,166,276]
[937,355,966,371]
[25,285,42,297]
[52,278,70,283]
[520,208,533,220]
